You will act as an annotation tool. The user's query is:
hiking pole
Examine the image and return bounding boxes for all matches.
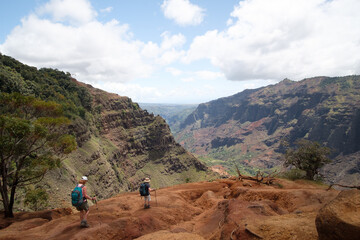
[93,195,101,226]
[94,197,98,210]
[154,189,158,207]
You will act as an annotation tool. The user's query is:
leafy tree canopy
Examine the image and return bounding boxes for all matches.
[283,139,332,180]
[0,53,93,119]
[0,92,77,218]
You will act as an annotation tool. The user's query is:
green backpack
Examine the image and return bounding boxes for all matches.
[71,185,84,206]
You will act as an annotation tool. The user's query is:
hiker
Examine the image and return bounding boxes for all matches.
[72,176,96,228]
[139,177,155,209]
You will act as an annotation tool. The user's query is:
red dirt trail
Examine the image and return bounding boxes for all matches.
[0,178,339,240]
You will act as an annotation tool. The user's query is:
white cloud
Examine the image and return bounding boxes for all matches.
[141,32,186,65]
[161,0,205,26]
[0,0,155,84]
[160,31,186,50]
[0,0,189,84]
[166,67,182,76]
[37,0,97,25]
[195,70,224,80]
[184,0,360,81]
[100,7,113,13]
[181,77,194,82]
[93,82,162,103]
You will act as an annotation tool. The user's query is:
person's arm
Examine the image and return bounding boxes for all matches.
[83,186,96,200]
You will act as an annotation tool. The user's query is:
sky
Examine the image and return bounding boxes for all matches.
[1,0,360,104]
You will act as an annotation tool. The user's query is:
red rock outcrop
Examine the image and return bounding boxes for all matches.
[315,189,360,240]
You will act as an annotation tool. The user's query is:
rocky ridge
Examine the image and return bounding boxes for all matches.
[175,76,360,184]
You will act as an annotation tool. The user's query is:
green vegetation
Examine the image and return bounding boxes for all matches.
[24,187,49,211]
[283,139,331,180]
[200,144,264,176]
[280,169,306,180]
[319,75,358,90]
[198,154,265,176]
[0,93,77,217]
[0,54,93,119]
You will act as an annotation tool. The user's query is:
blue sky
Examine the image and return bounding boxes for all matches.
[1,0,360,104]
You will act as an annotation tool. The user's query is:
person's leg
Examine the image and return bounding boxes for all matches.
[144,196,147,208]
[144,196,150,208]
[80,210,84,221]
[80,202,90,227]
[148,195,151,207]
[83,209,90,221]
[146,195,151,208]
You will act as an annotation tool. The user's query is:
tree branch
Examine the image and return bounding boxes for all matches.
[327,183,360,191]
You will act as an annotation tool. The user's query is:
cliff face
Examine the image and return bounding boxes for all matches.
[79,84,209,190]
[0,54,211,209]
[176,76,360,182]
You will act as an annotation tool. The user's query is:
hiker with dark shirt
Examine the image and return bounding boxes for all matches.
[76,176,96,228]
[141,178,155,209]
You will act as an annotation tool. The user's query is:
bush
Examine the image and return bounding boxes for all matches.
[283,139,332,180]
[24,188,49,211]
[280,169,306,181]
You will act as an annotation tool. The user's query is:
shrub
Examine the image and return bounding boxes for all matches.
[24,188,49,211]
[280,169,306,181]
[283,139,332,180]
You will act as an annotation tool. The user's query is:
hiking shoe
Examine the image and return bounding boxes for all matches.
[81,220,90,228]
[147,205,151,208]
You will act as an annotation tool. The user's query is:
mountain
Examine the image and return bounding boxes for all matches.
[0,54,213,210]
[175,76,360,184]
[139,103,197,133]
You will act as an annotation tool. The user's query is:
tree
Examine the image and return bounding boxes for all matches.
[283,139,331,180]
[0,93,77,218]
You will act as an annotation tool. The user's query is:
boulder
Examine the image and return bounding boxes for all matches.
[315,189,360,240]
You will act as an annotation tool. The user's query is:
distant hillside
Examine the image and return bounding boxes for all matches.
[175,76,360,185]
[0,54,213,210]
[139,103,197,133]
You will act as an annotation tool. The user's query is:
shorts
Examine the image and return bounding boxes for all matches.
[144,195,151,201]
[76,201,89,211]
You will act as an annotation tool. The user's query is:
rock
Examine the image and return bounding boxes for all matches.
[315,189,360,240]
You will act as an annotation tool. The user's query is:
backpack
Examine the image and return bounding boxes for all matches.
[71,185,84,206]
[139,183,148,196]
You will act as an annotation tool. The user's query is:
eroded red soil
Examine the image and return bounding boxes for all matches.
[0,178,339,240]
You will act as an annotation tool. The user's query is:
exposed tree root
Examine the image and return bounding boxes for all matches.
[327,183,360,190]
[235,166,278,185]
